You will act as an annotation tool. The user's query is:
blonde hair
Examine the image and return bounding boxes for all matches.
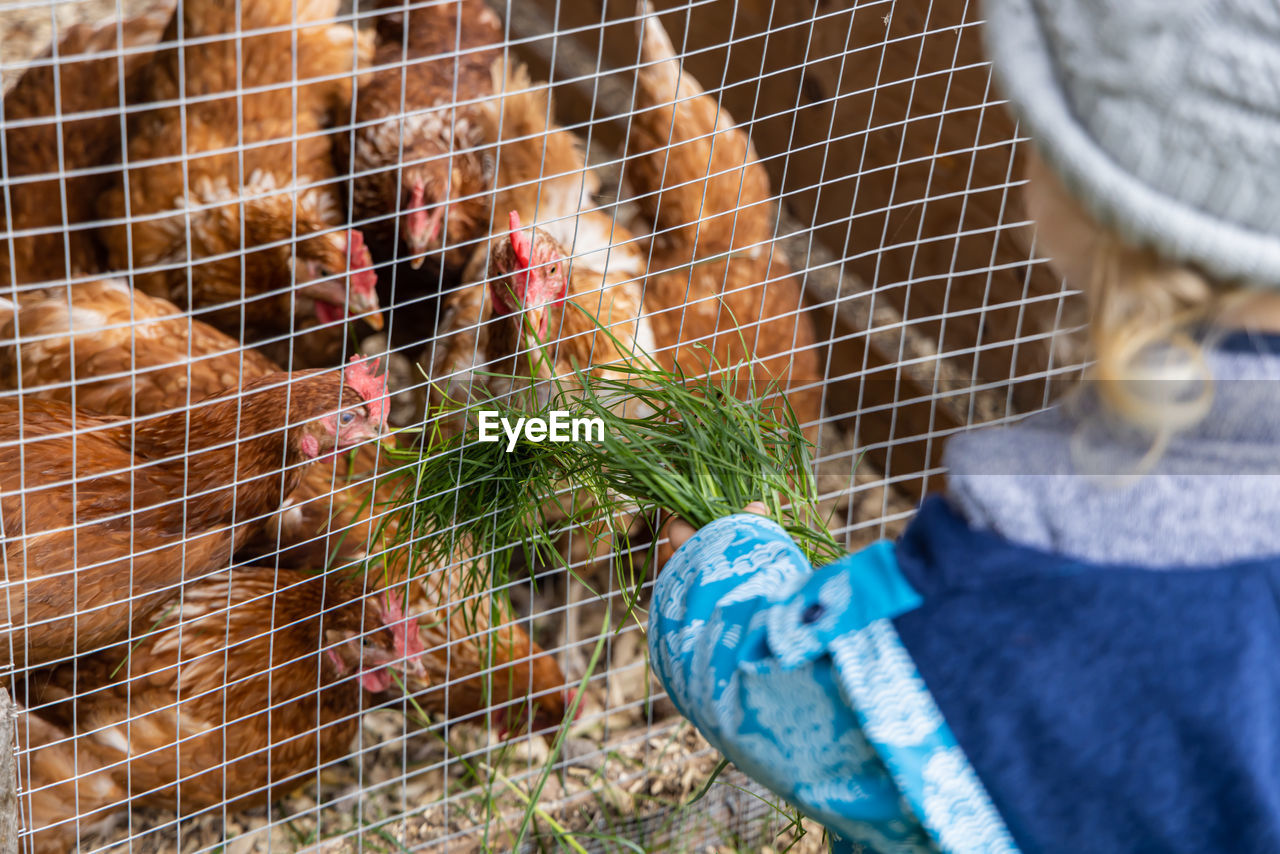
[1024,150,1273,466]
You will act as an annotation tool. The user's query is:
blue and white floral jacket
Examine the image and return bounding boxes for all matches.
[651,495,1280,853]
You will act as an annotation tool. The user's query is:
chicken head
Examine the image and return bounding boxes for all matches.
[297,356,390,460]
[398,127,493,270]
[403,168,447,269]
[323,588,425,694]
[488,210,568,340]
[297,228,384,330]
[372,588,428,691]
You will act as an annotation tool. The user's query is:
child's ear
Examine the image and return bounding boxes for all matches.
[1022,148,1104,294]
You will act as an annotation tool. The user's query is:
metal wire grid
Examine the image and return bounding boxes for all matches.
[0,0,1083,850]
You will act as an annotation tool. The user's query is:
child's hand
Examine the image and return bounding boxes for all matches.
[657,502,770,567]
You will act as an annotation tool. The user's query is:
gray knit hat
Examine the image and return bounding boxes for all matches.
[983,0,1280,287]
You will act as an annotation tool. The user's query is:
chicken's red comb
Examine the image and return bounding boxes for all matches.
[565,687,583,721]
[347,229,378,296]
[381,590,426,660]
[348,227,367,259]
[343,355,389,428]
[509,210,532,269]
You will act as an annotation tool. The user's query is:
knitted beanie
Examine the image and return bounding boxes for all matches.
[983,0,1280,288]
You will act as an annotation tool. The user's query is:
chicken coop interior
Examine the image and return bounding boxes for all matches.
[0,0,1085,851]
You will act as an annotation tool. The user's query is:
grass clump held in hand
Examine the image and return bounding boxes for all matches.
[362,312,837,848]
[553,343,846,567]
[375,308,846,603]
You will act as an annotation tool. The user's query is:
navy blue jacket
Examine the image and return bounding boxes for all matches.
[650,496,1280,853]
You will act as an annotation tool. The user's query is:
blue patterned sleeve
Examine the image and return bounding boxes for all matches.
[649,514,940,853]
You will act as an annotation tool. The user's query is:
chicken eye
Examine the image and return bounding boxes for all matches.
[339,411,356,425]
[548,265,557,275]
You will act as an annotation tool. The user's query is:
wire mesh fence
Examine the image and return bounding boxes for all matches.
[0,0,1083,850]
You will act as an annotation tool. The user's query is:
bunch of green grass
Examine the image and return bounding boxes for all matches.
[370,394,590,607]
[551,346,846,567]
[373,310,846,604]
[368,305,600,607]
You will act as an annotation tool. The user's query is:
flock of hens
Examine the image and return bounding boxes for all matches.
[0,0,821,849]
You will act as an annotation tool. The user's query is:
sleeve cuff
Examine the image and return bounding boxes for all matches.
[765,541,923,669]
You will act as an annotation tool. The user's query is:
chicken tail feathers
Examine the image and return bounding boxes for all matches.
[636,0,696,107]
[482,59,544,144]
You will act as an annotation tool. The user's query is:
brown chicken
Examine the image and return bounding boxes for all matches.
[0,279,277,412]
[436,9,822,431]
[420,62,661,593]
[429,214,568,428]
[340,0,501,272]
[0,3,170,289]
[424,60,653,425]
[0,279,387,569]
[425,214,646,653]
[425,12,820,627]
[0,280,570,733]
[464,62,647,283]
[0,362,388,668]
[248,453,575,737]
[18,566,422,853]
[376,539,574,737]
[99,0,382,363]
[626,5,823,432]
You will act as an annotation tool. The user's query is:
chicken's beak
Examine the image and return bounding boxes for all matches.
[524,308,548,343]
[403,652,427,680]
[399,659,430,694]
[405,206,445,270]
[301,278,385,330]
[345,422,384,448]
[408,244,428,271]
[349,286,385,331]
